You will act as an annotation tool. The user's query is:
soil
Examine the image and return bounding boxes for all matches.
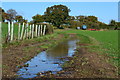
[2,33,119,79]
[35,38,119,79]
[54,47,118,78]
[2,34,64,79]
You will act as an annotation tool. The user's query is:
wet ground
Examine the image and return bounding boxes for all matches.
[2,34,66,78]
[2,33,119,79]
[17,37,79,78]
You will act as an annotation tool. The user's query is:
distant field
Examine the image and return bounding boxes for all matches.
[56,30,119,66]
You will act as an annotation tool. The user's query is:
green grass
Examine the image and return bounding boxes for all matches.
[2,22,32,42]
[2,23,19,39]
[2,23,119,67]
[56,30,119,67]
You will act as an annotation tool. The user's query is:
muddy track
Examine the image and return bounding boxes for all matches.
[2,34,65,78]
[35,36,118,78]
[41,45,118,78]
[2,33,119,79]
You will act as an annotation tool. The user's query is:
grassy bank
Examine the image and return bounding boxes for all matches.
[56,30,118,67]
[54,29,119,78]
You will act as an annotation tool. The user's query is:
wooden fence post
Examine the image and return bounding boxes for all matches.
[10,22,14,41]
[35,25,38,37]
[32,24,34,38]
[20,23,24,40]
[43,25,46,35]
[23,24,27,39]
[29,25,32,39]
[18,23,21,40]
[38,25,40,37]
[26,23,29,39]
[40,25,43,36]
[8,22,11,41]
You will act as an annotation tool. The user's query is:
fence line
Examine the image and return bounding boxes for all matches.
[5,22,47,43]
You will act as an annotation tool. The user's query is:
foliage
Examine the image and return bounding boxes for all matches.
[63,15,108,29]
[109,20,117,26]
[44,4,70,28]
[0,7,8,22]
[15,15,23,22]
[32,14,44,24]
[6,9,17,22]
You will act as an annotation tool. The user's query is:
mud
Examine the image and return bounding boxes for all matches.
[35,43,118,78]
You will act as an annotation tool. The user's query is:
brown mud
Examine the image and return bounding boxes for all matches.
[35,35,118,78]
[2,34,64,78]
[2,33,119,79]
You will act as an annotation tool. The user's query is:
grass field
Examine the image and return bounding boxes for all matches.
[56,30,119,67]
[2,23,119,67]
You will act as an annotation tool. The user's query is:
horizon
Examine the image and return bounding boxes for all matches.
[2,2,118,24]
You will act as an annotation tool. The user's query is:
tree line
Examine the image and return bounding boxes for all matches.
[0,7,27,23]
[0,5,120,29]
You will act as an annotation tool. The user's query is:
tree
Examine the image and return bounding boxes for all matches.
[32,14,44,24]
[76,16,85,22]
[87,16,98,22]
[15,15,23,22]
[22,18,28,23]
[6,9,17,22]
[109,20,117,26]
[0,7,8,22]
[44,4,70,28]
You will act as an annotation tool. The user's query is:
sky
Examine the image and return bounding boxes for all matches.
[1,0,119,2]
[1,2,119,24]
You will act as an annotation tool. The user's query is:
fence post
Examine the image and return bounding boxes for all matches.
[18,23,21,40]
[10,22,14,42]
[40,25,43,36]
[8,22,11,41]
[23,24,27,40]
[43,25,46,35]
[26,23,29,39]
[29,25,32,39]
[32,24,34,38]
[38,25,40,37]
[35,25,38,37]
[20,23,24,40]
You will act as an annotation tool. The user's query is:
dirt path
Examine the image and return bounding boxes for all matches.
[43,45,118,78]
[35,34,118,78]
[2,33,119,79]
[2,34,65,78]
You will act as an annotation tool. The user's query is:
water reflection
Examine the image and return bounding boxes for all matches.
[17,37,79,78]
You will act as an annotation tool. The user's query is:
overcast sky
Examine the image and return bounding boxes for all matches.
[2,2,118,24]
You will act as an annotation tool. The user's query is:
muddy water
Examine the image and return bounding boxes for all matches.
[17,37,79,78]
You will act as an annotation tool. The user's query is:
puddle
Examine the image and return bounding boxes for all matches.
[17,37,79,78]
